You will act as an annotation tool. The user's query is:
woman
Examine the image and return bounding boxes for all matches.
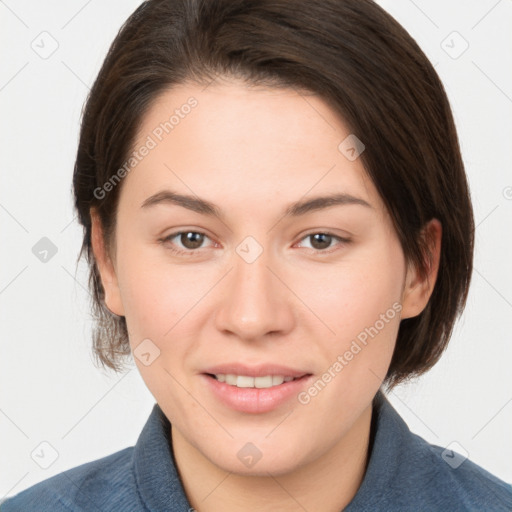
[3,0,511,510]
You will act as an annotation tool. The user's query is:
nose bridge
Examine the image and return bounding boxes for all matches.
[234,244,273,298]
[215,238,293,339]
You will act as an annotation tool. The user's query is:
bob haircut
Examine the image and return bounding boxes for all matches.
[73,0,474,388]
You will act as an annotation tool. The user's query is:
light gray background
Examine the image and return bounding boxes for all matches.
[1,0,511,499]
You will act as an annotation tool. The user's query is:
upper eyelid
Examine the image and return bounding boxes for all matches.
[295,232,350,249]
[162,230,215,248]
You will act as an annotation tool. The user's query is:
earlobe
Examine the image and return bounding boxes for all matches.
[400,219,442,319]
[90,209,125,317]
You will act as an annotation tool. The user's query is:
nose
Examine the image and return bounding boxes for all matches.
[214,246,295,342]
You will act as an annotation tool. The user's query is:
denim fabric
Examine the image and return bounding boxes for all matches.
[2,392,511,511]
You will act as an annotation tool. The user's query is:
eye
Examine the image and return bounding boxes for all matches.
[159,230,351,257]
[296,232,351,253]
[160,230,214,255]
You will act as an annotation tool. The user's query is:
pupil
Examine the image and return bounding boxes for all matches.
[182,232,203,249]
[311,233,331,250]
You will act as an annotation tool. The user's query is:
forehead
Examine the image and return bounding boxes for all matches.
[122,79,382,217]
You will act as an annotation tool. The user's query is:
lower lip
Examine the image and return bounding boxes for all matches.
[202,374,312,414]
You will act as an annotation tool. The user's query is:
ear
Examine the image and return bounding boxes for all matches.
[90,209,125,317]
[400,218,442,319]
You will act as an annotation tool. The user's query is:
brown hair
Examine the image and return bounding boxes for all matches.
[73,0,474,388]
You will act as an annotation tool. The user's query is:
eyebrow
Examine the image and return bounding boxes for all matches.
[140,189,372,219]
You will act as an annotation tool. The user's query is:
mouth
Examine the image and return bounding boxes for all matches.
[201,370,313,413]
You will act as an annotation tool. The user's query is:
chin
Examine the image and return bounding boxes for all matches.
[201,436,311,477]
[216,453,304,477]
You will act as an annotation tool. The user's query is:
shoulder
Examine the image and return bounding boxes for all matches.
[1,447,144,512]
[401,430,512,511]
[347,393,512,511]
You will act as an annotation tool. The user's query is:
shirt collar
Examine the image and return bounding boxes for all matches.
[343,390,405,510]
[132,404,191,511]
[133,390,411,511]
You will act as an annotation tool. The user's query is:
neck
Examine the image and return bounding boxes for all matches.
[171,403,374,512]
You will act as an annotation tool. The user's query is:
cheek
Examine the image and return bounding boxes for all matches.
[116,255,206,406]
[115,239,211,339]
[296,242,405,391]
[297,247,404,339]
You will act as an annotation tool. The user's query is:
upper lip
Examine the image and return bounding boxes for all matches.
[202,363,311,378]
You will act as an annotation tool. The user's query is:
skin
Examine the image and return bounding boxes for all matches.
[91,78,441,511]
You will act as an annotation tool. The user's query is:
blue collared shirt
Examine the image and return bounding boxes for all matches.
[2,391,511,511]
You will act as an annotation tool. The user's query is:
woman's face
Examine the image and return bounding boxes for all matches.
[93,79,431,476]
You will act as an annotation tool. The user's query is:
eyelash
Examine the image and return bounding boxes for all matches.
[159,230,351,257]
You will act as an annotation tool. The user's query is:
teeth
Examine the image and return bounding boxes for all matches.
[272,375,284,386]
[214,374,298,388]
[237,375,256,388]
[225,374,238,385]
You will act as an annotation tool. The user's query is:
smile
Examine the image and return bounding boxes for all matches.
[203,373,313,413]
